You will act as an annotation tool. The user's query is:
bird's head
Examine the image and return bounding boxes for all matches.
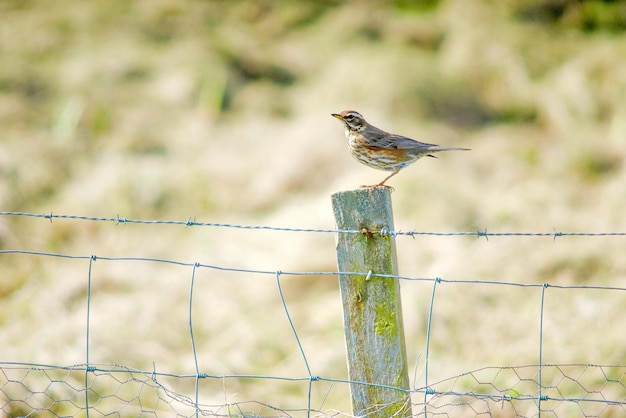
[332,110,367,132]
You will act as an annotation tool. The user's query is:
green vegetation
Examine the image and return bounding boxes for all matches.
[1,0,625,415]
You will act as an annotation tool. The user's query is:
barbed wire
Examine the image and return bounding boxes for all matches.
[2,211,626,239]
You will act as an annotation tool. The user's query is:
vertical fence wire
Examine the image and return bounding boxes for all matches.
[189,262,201,418]
[275,270,314,418]
[423,276,441,416]
[84,255,96,418]
[538,283,549,417]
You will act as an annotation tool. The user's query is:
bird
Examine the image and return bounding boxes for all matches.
[332,110,469,189]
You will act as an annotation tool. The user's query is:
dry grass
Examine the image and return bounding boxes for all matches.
[1,0,625,416]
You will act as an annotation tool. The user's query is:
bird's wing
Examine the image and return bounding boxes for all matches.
[365,126,438,150]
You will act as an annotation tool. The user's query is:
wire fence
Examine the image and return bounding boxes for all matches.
[1,211,625,417]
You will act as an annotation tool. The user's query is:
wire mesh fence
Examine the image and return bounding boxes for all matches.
[1,211,625,417]
[1,363,624,417]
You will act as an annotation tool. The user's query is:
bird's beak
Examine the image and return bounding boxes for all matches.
[331,113,343,120]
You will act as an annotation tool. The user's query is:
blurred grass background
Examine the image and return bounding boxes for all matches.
[1,0,625,415]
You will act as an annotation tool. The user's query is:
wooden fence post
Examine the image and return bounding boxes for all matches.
[331,187,412,417]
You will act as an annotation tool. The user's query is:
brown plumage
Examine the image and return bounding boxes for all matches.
[332,110,469,188]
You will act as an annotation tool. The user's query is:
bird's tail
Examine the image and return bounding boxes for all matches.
[428,146,471,153]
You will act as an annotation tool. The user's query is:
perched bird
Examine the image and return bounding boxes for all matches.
[332,110,469,188]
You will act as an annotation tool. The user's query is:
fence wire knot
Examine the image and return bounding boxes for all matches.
[378,227,396,237]
[360,227,373,238]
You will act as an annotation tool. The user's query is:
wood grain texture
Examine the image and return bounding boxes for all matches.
[332,187,411,417]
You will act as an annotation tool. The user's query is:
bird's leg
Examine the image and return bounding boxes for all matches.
[361,171,399,191]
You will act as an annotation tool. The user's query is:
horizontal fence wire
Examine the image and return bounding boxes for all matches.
[1,211,625,417]
[1,249,625,293]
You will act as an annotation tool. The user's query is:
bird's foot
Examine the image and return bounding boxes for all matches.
[360,184,395,192]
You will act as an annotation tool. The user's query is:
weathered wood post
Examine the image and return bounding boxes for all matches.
[331,187,412,417]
